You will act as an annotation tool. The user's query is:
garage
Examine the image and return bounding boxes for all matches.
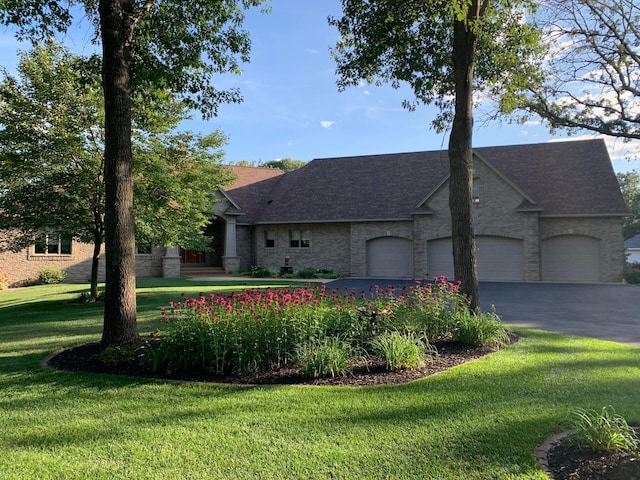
[427,236,524,281]
[541,235,600,282]
[366,236,414,278]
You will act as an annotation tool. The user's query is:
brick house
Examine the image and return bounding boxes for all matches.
[0,139,628,286]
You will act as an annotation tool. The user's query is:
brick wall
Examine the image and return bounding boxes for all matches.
[0,242,166,287]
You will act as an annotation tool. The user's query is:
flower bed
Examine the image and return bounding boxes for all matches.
[145,278,508,378]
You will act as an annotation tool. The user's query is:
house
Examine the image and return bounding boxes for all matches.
[0,139,628,286]
[625,234,640,263]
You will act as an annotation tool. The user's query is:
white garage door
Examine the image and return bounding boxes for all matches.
[366,237,414,278]
[541,235,600,282]
[427,236,524,281]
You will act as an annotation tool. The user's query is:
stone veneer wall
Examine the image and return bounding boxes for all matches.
[255,223,351,275]
[539,217,625,282]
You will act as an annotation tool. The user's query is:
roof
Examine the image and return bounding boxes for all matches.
[223,139,627,225]
[625,234,640,249]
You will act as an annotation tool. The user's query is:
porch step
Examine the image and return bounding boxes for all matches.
[180,266,225,277]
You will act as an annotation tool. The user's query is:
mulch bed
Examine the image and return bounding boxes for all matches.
[45,333,639,479]
[547,435,640,480]
[45,339,501,386]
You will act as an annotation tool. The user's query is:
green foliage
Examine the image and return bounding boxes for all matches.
[71,290,105,304]
[618,172,640,239]
[0,41,104,251]
[623,263,640,285]
[330,0,545,132]
[263,158,308,172]
[295,337,354,378]
[151,279,510,376]
[0,41,236,290]
[37,268,66,285]
[569,406,639,454]
[370,331,436,371]
[454,309,510,348]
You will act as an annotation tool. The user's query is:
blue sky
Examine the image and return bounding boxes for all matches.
[0,0,637,172]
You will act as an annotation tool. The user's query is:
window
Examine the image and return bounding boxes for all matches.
[265,230,275,248]
[472,177,480,203]
[34,233,72,255]
[289,229,310,248]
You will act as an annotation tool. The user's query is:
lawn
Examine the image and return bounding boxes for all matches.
[1,279,639,479]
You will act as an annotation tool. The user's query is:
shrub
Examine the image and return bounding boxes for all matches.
[370,330,436,371]
[71,290,104,304]
[250,266,273,278]
[295,337,353,378]
[0,270,10,290]
[568,406,639,454]
[37,268,66,284]
[293,268,317,278]
[623,262,640,284]
[454,309,509,348]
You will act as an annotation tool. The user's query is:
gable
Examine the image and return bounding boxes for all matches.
[225,139,627,225]
[416,154,538,214]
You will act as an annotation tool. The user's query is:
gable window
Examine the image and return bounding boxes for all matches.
[289,229,310,248]
[35,233,72,255]
[472,177,480,203]
[265,230,275,248]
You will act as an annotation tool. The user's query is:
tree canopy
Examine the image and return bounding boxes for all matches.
[0,0,264,346]
[617,171,640,240]
[513,0,640,140]
[0,41,235,298]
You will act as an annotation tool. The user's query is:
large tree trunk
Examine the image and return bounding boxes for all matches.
[448,18,480,311]
[99,0,139,347]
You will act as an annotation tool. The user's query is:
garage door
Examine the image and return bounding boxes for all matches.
[427,236,524,281]
[366,237,413,278]
[541,235,600,282]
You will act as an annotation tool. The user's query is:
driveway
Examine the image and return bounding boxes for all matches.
[324,279,640,347]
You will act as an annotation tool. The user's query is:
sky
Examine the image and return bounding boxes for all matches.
[0,0,638,172]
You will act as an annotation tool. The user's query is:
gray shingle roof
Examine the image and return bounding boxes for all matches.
[625,234,640,249]
[225,139,627,225]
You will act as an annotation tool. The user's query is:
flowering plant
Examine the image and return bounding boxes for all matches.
[149,277,507,377]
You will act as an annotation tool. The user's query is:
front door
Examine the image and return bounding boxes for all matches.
[180,248,206,265]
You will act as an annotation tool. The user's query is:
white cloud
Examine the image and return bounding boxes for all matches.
[364,90,371,96]
[307,48,320,55]
[320,120,336,129]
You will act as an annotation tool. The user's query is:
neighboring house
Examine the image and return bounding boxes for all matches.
[625,234,640,263]
[0,139,628,286]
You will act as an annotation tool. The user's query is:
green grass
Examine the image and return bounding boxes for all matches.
[1,280,640,479]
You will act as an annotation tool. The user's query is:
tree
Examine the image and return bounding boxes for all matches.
[513,0,640,140]
[330,1,543,310]
[1,0,264,347]
[263,158,307,172]
[617,171,640,239]
[0,41,235,300]
[0,41,105,297]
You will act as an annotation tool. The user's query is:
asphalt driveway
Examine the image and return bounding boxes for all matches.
[324,279,640,347]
